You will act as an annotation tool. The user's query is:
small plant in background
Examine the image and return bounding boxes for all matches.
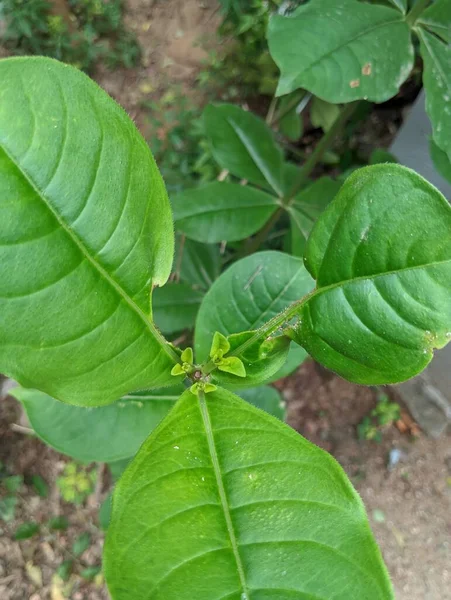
[0,0,141,72]
[56,462,96,505]
[358,393,401,442]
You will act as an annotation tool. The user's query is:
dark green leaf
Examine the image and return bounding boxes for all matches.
[420,29,451,156]
[0,57,177,406]
[430,138,451,184]
[73,532,91,557]
[204,103,285,195]
[14,521,40,540]
[287,177,343,255]
[418,0,451,44]
[0,496,17,522]
[57,560,73,582]
[81,565,102,580]
[310,97,340,132]
[278,96,303,141]
[104,387,393,600]
[290,164,451,384]
[48,516,69,531]
[31,475,49,498]
[176,236,220,291]
[12,386,184,463]
[238,385,286,420]
[152,284,204,334]
[369,149,398,165]
[264,342,308,383]
[268,0,413,102]
[99,492,113,531]
[172,182,278,243]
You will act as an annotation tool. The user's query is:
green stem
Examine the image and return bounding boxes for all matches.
[286,101,358,200]
[270,89,307,126]
[406,0,430,25]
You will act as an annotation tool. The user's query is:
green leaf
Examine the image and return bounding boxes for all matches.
[0,57,177,406]
[48,516,69,530]
[369,149,398,165]
[278,96,303,141]
[290,164,451,385]
[31,475,49,498]
[12,385,184,463]
[4,475,23,493]
[195,251,315,362]
[218,356,247,378]
[419,28,451,157]
[310,97,340,132]
[81,565,102,580]
[204,103,285,195]
[152,284,204,334]
[264,342,308,384]
[210,332,231,357]
[104,387,393,600]
[418,0,451,44]
[287,177,343,255]
[73,532,91,557]
[268,0,414,102]
[176,236,220,291]
[238,385,286,420]
[430,138,451,184]
[14,522,40,540]
[387,0,407,12]
[57,560,73,582]
[99,492,113,531]
[172,182,278,244]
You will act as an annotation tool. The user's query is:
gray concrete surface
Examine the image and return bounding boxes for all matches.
[390,91,451,437]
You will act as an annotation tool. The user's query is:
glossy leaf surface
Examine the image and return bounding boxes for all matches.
[153,284,204,334]
[204,104,284,195]
[291,165,451,385]
[268,0,413,102]
[420,28,451,157]
[418,0,451,43]
[195,251,315,362]
[105,387,393,600]
[238,385,286,420]
[12,386,184,463]
[0,57,177,405]
[172,182,277,243]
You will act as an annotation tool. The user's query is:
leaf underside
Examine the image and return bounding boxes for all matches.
[105,388,393,600]
[0,57,177,405]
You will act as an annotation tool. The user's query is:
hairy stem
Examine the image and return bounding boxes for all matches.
[406,0,430,25]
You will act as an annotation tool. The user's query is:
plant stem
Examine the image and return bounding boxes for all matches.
[287,101,358,200]
[266,96,278,124]
[270,90,307,126]
[406,0,430,25]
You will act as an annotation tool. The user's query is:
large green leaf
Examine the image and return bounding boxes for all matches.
[418,0,451,44]
[290,164,451,385]
[287,177,342,255]
[104,387,393,600]
[195,251,315,362]
[204,104,285,196]
[11,385,184,463]
[419,28,451,157]
[387,0,407,12]
[172,182,278,244]
[152,284,204,334]
[268,0,414,102]
[264,342,308,384]
[0,57,177,406]
[176,236,220,291]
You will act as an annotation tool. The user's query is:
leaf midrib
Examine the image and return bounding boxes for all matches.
[0,142,178,365]
[198,391,249,599]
